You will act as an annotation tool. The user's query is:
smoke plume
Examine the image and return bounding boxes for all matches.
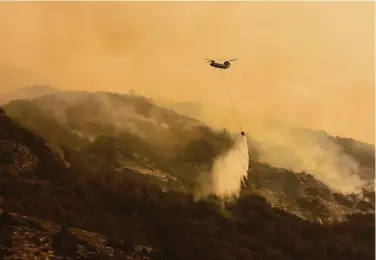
[0,2,372,195]
[250,121,366,194]
[0,2,373,145]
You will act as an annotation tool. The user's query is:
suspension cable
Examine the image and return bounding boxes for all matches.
[220,71,243,133]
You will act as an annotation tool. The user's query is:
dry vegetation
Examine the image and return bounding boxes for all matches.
[0,107,374,260]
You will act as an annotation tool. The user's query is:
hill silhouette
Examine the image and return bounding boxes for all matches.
[2,89,374,220]
[0,85,59,105]
[0,89,375,259]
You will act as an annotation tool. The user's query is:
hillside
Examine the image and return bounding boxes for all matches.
[2,89,375,223]
[0,211,158,259]
[0,106,70,181]
[152,97,375,175]
[0,105,375,259]
[3,90,235,187]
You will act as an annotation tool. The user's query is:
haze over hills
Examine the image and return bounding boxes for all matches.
[0,2,373,259]
[0,99,374,260]
[0,2,373,144]
[0,85,59,104]
[0,66,50,94]
[1,86,374,225]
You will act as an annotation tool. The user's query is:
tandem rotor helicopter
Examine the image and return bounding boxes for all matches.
[206,59,237,70]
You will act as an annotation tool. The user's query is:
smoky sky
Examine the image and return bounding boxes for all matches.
[0,2,374,144]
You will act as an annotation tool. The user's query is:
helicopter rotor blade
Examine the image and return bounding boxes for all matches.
[227,59,237,62]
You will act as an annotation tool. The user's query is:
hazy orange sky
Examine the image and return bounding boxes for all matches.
[0,2,374,144]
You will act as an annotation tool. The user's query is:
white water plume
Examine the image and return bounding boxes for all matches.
[196,134,250,200]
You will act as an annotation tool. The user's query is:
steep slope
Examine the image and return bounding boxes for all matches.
[0,211,158,260]
[4,91,213,150]
[2,90,375,223]
[0,107,374,260]
[331,136,375,176]
[3,91,234,187]
[2,100,88,152]
[156,99,375,179]
[0,106,70,181]
[248,161,374,223]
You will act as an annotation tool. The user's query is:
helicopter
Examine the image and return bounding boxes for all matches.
[206,59,237,70]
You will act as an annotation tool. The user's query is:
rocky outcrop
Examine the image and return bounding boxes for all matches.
[0,108,70,180]
[0,210,159,260]
[0,140,38,178]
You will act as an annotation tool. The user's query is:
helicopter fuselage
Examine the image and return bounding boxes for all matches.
[210,62,230,70]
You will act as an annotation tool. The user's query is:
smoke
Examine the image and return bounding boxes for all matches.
[0,2,373,144]
[197,113,368,194]
[247,120,366,194]
[195,134,249,200]
[0,2,372,195]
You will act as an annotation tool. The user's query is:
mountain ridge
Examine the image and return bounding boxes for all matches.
[1,89,374,224]
[0,103,374,260]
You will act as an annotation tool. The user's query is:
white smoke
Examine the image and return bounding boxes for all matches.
[253,126,366,194]
[196,134,250,200]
